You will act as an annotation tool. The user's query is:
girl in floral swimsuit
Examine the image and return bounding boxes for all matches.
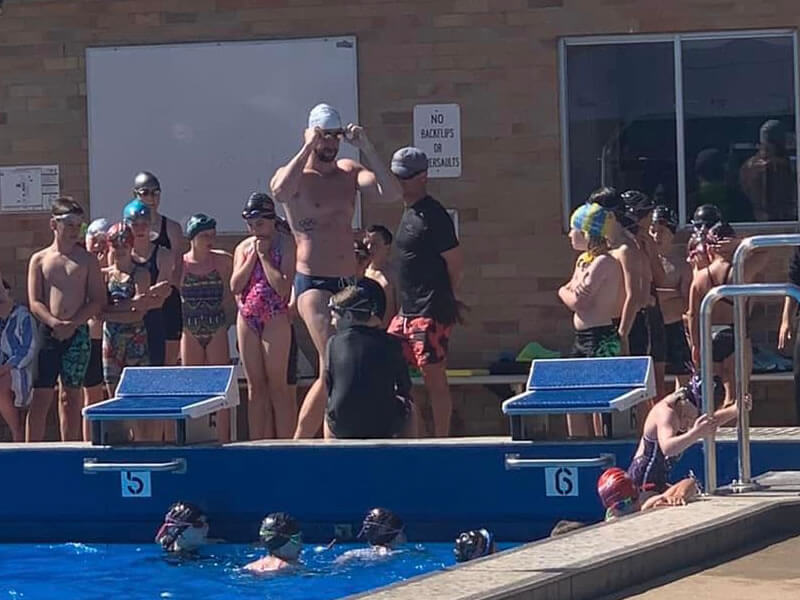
[180,214,234,442]
[231,193,296,440]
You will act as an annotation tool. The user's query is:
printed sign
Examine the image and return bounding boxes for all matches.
[0,164,59,211]
[544,466,578,497]
[121,471,152,498]
[413,104,461,178]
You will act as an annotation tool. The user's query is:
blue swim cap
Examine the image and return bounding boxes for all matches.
[123,198,150,223]
[570,202,613,240]
[185,214,216,240]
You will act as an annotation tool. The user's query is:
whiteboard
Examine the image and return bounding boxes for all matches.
[86,37,359,233]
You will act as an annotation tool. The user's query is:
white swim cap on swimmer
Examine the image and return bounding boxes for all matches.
[308,103,342,131]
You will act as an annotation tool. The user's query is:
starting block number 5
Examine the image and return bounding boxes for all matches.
[544,467,578,497]
[121,471,152,498]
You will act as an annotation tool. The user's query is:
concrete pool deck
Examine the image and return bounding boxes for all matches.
[352,472,800,600]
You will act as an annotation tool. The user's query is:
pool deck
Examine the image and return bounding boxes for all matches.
[601,533,800,599]
[350,471,800,600]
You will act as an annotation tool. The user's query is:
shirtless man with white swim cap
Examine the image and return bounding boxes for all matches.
[270,103,402,438]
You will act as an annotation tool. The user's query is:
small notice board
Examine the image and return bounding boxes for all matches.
[413,104,461,178]
[0,165,60,212]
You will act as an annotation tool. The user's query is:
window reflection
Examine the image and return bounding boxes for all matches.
[565,43,677,211]
[683,36,796,222]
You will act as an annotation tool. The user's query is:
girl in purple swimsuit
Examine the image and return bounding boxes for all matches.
[231,193,297,440]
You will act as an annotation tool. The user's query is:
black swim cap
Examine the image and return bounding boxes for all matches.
[652,205,678,234]
[133,171,161,191]
[259,512,302,551]
[355,278,386,320]
[155,501,206,551]
[242,192,276,220]
[707,221,736,245]
[691,204,722,231]
[453,529,494,563]
[621,190,655,221]
[358,508,404,547]
[684,374,724,409]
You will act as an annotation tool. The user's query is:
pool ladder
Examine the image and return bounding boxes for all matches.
[701,234,800,494]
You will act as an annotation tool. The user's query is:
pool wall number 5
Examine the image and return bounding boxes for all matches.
[121,471,152,498]
[544,466,578,497]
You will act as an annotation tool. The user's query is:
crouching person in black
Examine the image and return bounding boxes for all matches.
[324,279,419,439]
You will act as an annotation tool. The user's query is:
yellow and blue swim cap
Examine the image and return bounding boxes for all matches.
[570,202,613,239]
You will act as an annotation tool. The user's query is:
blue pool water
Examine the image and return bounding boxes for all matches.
[1,542,516,600]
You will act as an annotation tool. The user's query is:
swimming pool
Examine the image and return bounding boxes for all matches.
[0,541,513,600]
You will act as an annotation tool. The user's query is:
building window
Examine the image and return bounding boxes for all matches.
[560,31,798,226]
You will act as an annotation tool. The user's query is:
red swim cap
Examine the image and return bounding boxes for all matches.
[597,468,638,509]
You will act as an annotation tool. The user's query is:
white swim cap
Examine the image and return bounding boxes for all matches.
[308,103,342,131]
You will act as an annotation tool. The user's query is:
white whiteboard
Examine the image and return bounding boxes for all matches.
[86,37,358,233]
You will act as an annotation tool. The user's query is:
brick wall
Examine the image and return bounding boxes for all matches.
[1,0,799,371]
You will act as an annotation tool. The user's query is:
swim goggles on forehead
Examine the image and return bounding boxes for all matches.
[155,515,206,538]
[242,209,275,221]
[53,213,84,225]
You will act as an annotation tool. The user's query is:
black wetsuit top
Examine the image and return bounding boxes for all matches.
[325,325,412,438]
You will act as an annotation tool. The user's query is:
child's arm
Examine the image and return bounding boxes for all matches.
[657,405,716,457]
[69,253,107,327]
[616,247,638,344]
[713,394,751,426]
[230,240,257,296]
[687,271,705,366]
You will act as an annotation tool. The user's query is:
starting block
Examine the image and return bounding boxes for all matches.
[502,357,655,440]
[83,366,239,445]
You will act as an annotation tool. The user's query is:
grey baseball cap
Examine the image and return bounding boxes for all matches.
[390,147,428,179]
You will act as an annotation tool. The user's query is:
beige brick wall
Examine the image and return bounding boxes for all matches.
[0,0,798,371]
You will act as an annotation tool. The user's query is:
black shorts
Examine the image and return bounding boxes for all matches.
[571,325,621,358]
[162,286,183,342]
[327,396,412,439]
[628,310,649,356]
[82,338,104,387]
[712,326,735,363]
[33,324,91,389]
[287,325,298,386]
[645,304,667,363]
[664,321,692,374]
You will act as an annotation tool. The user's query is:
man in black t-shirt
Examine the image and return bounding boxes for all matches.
[387,147,463,437]
[324,281,418,439]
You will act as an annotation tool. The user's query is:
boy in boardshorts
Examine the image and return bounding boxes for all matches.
[27,198,106,441]
[558,202,623,438]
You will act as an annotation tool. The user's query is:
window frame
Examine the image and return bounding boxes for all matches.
[559,29,799,230]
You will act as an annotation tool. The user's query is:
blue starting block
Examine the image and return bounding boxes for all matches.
[502,357,655,440]
[83,366,239,445]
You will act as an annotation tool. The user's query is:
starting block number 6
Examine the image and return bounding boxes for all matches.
[544,467,578,497]
[121,471,152,498]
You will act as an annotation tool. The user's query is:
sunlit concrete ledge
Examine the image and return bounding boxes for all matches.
[352,491,800,600]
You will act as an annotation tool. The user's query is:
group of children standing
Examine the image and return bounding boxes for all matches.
[560,188,769,438]
[0,170,413,444]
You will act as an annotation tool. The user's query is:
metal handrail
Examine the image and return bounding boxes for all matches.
[504,453,616,470]
[83,458,187,474]
[732,235,800,488]
[700,283,800,493]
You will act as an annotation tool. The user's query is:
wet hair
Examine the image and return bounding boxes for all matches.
[366,224,393,246]
[454,529,495,563]
[588,187,622,212]
[259,512,302,552]
[155,501,206,552]
[51,197,84,217]
[358,508,404,547]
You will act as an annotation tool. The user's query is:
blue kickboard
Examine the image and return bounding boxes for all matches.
[84,394,220,418]
[116,366,233,397]
[527,356,651,390]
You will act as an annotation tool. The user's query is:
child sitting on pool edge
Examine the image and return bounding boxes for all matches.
[324,280,419,439]
[244,512,303,574]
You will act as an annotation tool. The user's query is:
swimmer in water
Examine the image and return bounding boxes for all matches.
[155,502,209,554]
[336,508,406,562]
[598,467,701,522]
[244,512,303,574]
[453,529,496,563]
